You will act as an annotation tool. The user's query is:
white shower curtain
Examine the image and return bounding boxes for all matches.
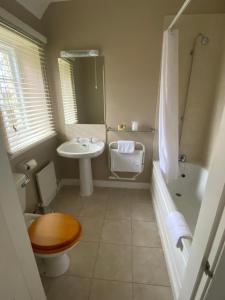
[159,29,179,183]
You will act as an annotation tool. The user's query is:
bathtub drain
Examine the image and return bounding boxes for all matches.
[176,193,182,197]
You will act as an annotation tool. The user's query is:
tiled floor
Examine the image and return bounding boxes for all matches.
[42,186,173,300]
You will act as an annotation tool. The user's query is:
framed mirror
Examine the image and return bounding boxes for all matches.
[58,50,105,125]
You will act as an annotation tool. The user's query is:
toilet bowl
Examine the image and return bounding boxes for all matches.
[27,212,81,277]
[14,173,81,277]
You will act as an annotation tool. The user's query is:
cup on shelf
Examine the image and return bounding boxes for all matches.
[131,121,139,131]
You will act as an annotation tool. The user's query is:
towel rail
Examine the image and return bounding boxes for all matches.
[108,141,145,181]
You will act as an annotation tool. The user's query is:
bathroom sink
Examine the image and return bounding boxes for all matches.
[57,138,105,197]
[57,138,105,159]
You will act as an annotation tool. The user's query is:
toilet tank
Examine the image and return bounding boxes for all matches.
[13,173,27,212]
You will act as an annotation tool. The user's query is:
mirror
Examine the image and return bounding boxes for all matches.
[58,53,105,125]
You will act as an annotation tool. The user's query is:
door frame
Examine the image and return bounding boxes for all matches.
[0,134,46,299]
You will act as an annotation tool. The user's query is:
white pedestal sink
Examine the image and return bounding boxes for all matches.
[57,138,105,196]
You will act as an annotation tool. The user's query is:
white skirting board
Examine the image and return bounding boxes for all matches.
[60,178,150,190]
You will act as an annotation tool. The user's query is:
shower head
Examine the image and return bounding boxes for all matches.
[190,33,210,55]
[199,34,209,46]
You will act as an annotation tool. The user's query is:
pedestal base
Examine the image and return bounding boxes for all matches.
[79,158,93,196]
[36,253,70,278]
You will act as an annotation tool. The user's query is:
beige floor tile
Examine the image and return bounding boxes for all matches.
[79,202,106,218]
[132,202,155,221]
[108,189,134,206]
[105,207,131,220]
[133,247,170,285]
[108,189,132,201]
[101,220,131,245]
[91,187,111,200]
[132,221,161,247]
[90,279,132,300]
[94,243,132,282]
[52,188,85,217]
[133,283,173,300]
[47,188,172,299]
[106,199,131,220]
[47,276,91,300]
[130,189,151,204]
[67,241,99,278]
[40,276,53,293]
[107,192,131,206]
[82,192,109,206]
[52,200,84,217]
[56,186,80,197]
[78,217,103,242]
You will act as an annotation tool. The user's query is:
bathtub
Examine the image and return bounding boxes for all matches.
[151,161,208,299]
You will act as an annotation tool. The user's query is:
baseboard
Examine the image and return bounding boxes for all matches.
[60,178,80,186]
[94,180,150,189]
[60,178,150,190]
[57,179,63,191]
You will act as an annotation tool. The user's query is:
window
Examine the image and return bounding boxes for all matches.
[0,23,55,155]
[58,58,78,124]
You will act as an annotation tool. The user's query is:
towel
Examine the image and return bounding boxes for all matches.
[117,140,135,153]
[165,210,192,250]
[110,149,143,172]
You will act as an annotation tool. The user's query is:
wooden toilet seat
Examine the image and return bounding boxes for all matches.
[28,213,81,254]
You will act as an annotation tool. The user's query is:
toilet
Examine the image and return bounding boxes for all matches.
[14,173,81,277]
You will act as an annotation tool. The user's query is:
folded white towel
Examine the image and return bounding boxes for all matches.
[165,210,192,250]
[117,140,135,153]
[110,149,143,172]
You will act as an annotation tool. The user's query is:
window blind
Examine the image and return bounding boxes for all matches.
[58,58,78,125]
[0,23,55,155]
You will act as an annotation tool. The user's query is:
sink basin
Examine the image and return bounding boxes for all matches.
[57,138,105,197]
[57,139,105,159]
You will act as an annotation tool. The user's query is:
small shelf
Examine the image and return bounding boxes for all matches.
[107,127,155,133]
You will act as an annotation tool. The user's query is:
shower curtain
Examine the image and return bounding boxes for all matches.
[159,29,179,183]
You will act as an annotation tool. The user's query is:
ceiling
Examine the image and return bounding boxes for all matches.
[16,0,69,19]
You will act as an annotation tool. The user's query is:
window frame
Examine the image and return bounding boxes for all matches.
[0,22,56,158]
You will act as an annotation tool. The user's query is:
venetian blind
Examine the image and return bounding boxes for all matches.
[0,23,55,155]
[58,58,78,125]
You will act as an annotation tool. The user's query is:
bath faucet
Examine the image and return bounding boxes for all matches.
[179,154,186,163]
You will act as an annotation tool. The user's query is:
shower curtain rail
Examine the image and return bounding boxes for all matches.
[168,0,192,31]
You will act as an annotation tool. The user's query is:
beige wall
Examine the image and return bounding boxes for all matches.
[0,0,60,212]
[0,0,44,33]
[204,37,225,167]
[42,0,225,182]
[167,15,225,167]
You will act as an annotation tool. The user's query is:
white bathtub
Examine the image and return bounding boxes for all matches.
[151,161,208,299]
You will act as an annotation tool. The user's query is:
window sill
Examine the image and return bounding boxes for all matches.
[9,132,58,160]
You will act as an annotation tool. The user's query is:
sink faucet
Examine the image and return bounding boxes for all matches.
[76,137,80,143]
[179,154,186,163]
[88,137,94,143]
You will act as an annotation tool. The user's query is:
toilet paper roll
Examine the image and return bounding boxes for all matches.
[24,159,37,171]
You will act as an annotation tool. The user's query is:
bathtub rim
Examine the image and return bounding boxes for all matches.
[151,160,193,299]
